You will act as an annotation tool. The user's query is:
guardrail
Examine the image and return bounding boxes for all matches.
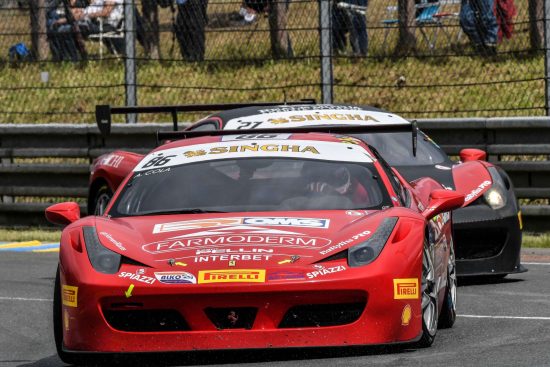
[1,118,549,230]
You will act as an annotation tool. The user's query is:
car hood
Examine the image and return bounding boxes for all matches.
[93,210,391,270]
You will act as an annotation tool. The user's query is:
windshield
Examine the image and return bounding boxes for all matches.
[110,158,391,217]
[357,131,449,166]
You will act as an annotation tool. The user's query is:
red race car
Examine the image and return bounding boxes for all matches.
[47,125,493,363]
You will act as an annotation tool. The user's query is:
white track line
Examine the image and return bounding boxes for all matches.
[522,262,550,265]
[459,314,550,320]
[0,296,52,302]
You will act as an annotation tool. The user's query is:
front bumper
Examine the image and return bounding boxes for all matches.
[60,249,423,353]
[452,205,525,277]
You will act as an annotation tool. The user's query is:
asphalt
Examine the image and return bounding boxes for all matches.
[0,251,549,367]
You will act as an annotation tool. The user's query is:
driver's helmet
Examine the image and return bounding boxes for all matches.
[302,162,352,194]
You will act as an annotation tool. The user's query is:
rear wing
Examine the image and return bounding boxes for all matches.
[95,100,316,137]
[157,122,419,157]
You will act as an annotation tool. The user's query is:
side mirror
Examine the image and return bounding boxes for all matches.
[45,202,81,226]
[422,189,464,219]
[460,148,486,162]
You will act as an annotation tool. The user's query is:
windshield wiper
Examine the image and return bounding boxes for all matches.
[128,208,228,217]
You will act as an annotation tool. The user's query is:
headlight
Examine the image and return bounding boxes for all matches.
[348,217,397,267]
[483,167,508,210]
[484,187,506,209]
[83,226,121,274]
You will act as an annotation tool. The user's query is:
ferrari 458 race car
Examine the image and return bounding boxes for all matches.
[89,102,524,278]
[48,126,492,363]
[185,104,525,277]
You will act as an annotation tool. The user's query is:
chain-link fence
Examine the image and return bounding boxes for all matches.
[0,0,546,123]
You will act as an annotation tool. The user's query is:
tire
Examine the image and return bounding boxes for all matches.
[417,238,438,348]
[438,239,457,329]
[53,266,90,366]
[92,185,113,216]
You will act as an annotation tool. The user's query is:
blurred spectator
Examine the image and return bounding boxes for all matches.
[174,0,209,62]
[495,0,517,43]
[47,0,125,60]
[459,0,498,55]
[46,0,85,61]
[332,0,368,57]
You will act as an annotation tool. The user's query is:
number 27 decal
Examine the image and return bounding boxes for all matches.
[236,121,263,129]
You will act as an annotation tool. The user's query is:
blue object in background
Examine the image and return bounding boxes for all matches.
[8,42,30,62]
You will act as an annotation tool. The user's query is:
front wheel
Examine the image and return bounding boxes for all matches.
[438,239,457,329]
[417,238,438,348]
[92,185,113,216]
[53,266,90,365]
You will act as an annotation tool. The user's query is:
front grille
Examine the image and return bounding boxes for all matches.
[279,302,365,328]
[103,309,189,332]
[455,228,508,259]
[205,307,257,329]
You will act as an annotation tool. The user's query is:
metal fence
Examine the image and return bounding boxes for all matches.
[0,0,546,123]
[2,118,549,229]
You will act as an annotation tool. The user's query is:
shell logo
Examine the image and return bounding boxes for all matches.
[401,304,412,326]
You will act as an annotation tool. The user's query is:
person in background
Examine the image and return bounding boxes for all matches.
[173,0,209,62]
[459,0,498,55]
[332,0,368,57]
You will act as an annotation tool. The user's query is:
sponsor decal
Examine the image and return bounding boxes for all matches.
[306,265,346,279]
[99,232,126,252]
[135,140,374,172]
[198,269,266,284]
[268,271,306,281]
[221,133,291,141]
[194,254,272,263]
[401,304,412,326]
[464,180,492,203]
[62,285,78,307]
[133,167,171,178]
[338,137,361,145]
[319,230,371,255]
[224,108,409,130]
[183,144,320,158]
[101,153,124,168]
[154,271,197,284]
[153,218,330,234]
[228,260,236,267]
[257,105,364,114]
[345,210,363,216]
[118,272,156,285]
[136,268,145,275]
[145,227,331,254]
[435,164,451,170]
[393,278,419,299]
[175,262,187,267]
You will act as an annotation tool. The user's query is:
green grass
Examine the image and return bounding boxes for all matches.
[522,233,550,248]
[0,0,544,123]
[1,228,549,248]
[0,228,62,242]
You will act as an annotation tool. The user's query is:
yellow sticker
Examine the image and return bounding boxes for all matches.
[518,211,523,230]
[64,309,69,331]
[401,304,412,326]
[198,269,266,284]
[62,285,78,307]
[393,278,419,299]
[228,260,236,267]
